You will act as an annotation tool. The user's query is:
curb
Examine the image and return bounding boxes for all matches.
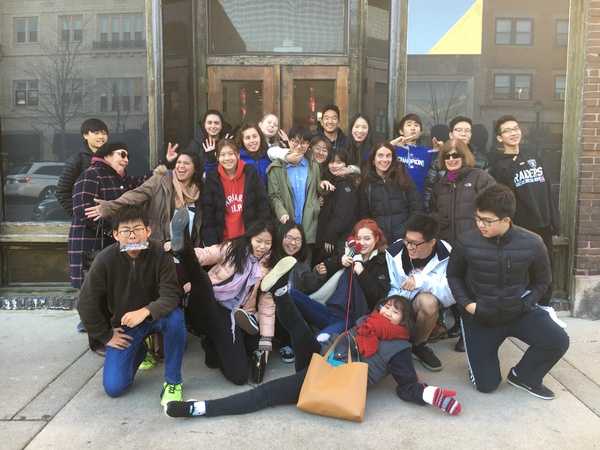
[0,296,76,310]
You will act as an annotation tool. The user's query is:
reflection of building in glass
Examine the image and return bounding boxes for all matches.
[209,0,346,54]
[0,0,149,173]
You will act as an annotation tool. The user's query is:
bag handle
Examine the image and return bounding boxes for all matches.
[323,332,359,364]
[93,219,105,251]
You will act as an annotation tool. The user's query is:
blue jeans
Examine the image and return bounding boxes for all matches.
[103,308,186,397]
[289,288,347,336]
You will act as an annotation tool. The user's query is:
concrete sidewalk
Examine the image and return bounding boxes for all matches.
[1,310,599,450]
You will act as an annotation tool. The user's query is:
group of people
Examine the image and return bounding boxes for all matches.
[56,104,569,421]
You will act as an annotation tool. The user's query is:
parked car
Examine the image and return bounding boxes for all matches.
[32,195,70,221]
[4,162,65,201]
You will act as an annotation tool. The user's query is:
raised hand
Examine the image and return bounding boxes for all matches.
[278,129,289,144]
[202,137,216,153]
[166,142,180,161]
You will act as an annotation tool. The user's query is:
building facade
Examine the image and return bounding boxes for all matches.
[0,0,597,317]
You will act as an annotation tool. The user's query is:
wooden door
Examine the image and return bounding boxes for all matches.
[207,66,277,126]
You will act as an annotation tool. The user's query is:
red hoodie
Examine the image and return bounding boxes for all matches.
[219,159,246,240]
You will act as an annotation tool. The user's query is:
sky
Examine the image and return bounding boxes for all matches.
[407,0,479,54]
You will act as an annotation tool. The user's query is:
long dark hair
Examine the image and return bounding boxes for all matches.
[236,122,268,158]
[362,142,412,191]
[348,113,373,164]
[324,147,360,187]
[200,109,228,140]
[174,151,203,188]
[275,222,307,262]
[224,221,275,273]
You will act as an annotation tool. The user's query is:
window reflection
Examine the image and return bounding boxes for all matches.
[0,0,150,222]
[292,80,335,130]
[407,0,568,196]
[208,0,347,54]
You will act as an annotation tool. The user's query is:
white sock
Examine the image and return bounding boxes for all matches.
[191,401,206,416]
[422,386,437,405]
[316,333,331,343]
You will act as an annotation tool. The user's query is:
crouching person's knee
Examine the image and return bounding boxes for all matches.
[103,376,131,398]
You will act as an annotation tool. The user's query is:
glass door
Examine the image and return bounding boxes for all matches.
[207,65,349,131]
[207,66,276,126]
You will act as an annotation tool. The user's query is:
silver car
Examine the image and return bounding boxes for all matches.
[5,162,65,200]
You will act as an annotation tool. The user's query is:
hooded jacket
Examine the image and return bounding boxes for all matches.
[267,158,321,244]
[219,160,247,241]
[386,239,455,307]
[488,149,559,233]
[447,225,551,327]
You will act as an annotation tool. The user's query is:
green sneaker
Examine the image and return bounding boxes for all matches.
[138,352,156,370]
[160,383,183,407]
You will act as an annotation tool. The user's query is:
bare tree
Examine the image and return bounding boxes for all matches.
[26,34,90,157]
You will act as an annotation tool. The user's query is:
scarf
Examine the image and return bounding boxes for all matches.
[355,311,410,358]
[447,169,460,183]
[172,172,200,209]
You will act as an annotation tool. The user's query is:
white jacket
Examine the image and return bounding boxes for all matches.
[386,238,455,307]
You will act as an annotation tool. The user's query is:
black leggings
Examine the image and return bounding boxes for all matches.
[183,249,257,385]
[206,291,317,416]
[203,290,426,417]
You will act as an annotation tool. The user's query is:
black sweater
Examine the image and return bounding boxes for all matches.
[488,150,559,233]
[78,240,181,344]
[447,225,551,327]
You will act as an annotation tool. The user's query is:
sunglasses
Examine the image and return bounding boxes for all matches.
[115,150,129,159]
[444,152,461,161]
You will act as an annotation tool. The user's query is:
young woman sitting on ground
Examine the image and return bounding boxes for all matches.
[166,274,462,419]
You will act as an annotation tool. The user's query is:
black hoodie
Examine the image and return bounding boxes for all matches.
[488,149,559,234]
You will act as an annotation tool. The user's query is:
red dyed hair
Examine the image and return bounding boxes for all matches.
[352,219,388,251]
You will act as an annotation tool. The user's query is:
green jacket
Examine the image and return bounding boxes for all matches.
[267,158,321,243]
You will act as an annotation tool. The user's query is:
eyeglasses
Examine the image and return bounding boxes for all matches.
[312,144,328,152]
[474,215,502,227]
[500,126,520,135]
[444,152,461,161]
[117,226,146,237]
[115,150,129,159]
[405,239,429,249]
[284,234,302,244]
[453,128,472,134]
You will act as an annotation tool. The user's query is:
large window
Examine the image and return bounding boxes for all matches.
[208,0,347,55]
[15,17,38,43]
[495,18,533,45]
[407,0,568,197]
[60,15,83,42]
[1,1,150,226]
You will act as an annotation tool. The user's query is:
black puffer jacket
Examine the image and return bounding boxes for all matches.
[431,167,496,244]
[324,250,390,310]
[202,164,271,245]
[447,226,551,327]
[358,173,423,244]
[55,143,93,215]
[316,175,360,251]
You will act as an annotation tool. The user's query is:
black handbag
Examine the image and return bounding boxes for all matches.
[82,220,106,274]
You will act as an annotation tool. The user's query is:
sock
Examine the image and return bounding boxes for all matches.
[316,333,331,343]
[422,386,461,416]
[191,401,206,416]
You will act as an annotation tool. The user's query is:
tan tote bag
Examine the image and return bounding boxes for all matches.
[297,334,369,422]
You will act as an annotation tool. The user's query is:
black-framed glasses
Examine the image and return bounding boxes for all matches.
[115,150,129,159]
[444,152,461,161]
[117,226,146,237]
[405,239,429,249]
[474,215,502,227]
